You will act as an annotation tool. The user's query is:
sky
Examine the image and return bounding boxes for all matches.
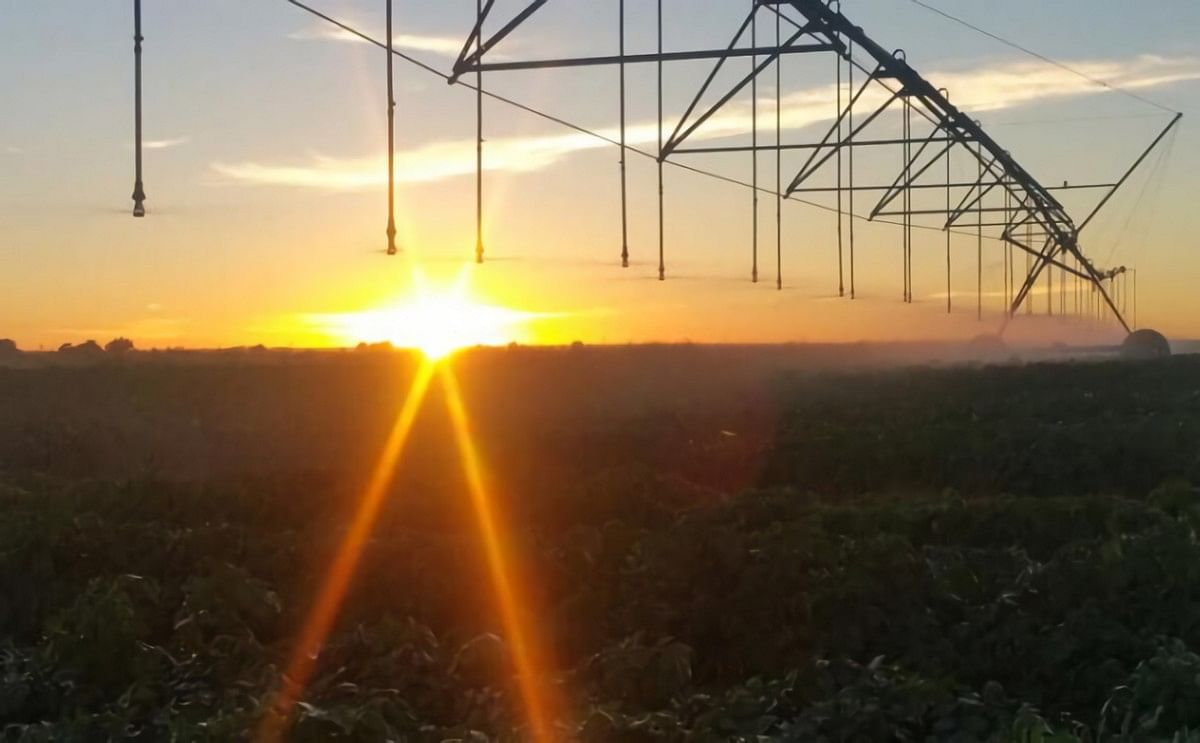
[1,0,1198,349]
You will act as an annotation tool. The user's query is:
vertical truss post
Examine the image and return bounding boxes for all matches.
[835,2,844,298]
[385,0,398,255]
[902,92,912,303]
[775,4,782,291]
[1080,256,1089,319]
[619,0,629,268]
[657,0,665,281]
[1121,272,1127,317]
[1025,223,1032,315]
[1060,260,1070,314]
[1046,257,1052,316]
[848,40,856,299]
[475,0,485,264]
[1007,196,1014,310]
[131,0,146,218]
[1009,233,1049,323]
[1109,276,1118,324]
[1008,235,1015,310]
[751,0,758,283]
[1133,269,1138,330]
[976,138,983,320]
[900,97,907,301]
[943,90,951,314]
[1060,259,1066,315]
[1002,189,1010,309]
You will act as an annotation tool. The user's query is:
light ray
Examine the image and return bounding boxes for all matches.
[440,365,561,741]
[257,358,437,742]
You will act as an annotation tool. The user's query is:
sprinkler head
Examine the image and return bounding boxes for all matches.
[132,183,146,218]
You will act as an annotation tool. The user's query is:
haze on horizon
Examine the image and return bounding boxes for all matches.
[1,0,1197,350]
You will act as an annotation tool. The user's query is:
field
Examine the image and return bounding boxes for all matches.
[2,345,1200,741]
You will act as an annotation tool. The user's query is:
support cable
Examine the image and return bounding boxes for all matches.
[908,0,1179,115]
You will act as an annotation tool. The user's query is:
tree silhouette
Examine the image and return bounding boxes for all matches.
[59,340,104,356]
[105,338,135,354]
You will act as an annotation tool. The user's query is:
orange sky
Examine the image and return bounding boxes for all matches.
[2,1,1198,349]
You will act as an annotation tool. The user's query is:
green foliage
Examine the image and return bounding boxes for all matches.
[3,357,1200,739]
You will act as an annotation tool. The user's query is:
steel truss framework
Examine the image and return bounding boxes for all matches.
[444,0,1180,331]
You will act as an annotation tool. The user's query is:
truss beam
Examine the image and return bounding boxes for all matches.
[442,0,1183,333]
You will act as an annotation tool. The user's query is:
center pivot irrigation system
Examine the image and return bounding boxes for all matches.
[127,0,1182,334]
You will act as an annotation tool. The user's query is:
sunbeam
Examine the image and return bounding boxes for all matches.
[441,365,562,742]
[257,358,437,742]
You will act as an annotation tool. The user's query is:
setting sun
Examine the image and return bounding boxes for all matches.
[316,268,545,359]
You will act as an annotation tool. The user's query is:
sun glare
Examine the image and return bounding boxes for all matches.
[320,268,543,359]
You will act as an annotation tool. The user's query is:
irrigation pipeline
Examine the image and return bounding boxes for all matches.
[281,0,1017,244]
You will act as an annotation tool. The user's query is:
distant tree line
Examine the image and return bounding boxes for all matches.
[0,338,140,357]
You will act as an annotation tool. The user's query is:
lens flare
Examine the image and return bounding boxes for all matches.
[257,359,437,742]
[441,366,562,741]
[317,266,544,359]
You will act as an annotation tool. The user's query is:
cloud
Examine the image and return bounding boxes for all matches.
[3,145,24,155]
[211,54,1197,191]
[288,25,470,57]
[927,55,1199,112]
[212,127,642,189]
[131,137,190,150]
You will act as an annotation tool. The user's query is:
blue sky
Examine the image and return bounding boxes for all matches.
[1,0,1198,347]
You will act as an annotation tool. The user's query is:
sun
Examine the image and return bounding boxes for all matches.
[323,268,541,359]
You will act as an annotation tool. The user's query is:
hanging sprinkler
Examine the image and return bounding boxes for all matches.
[385,0,398,255]
[131,0,146,218]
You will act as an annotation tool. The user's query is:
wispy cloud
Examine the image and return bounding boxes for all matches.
[125,136,188,151]
[129,136,190,151]
[212,127,643,189]
[211,54,1197,191]
[288,25,470,57]
[3,145,24,156]
[929,55,1198,112]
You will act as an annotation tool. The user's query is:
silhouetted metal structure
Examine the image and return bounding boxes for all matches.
[123,0,1180,334]
[131,0,146,218]
[444,0,1179,331]
[386,0,399,255]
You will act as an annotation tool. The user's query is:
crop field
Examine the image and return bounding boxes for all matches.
[1,347,1200,740]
